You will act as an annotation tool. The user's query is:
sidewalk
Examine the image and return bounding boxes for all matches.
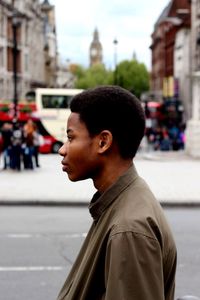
[0,151,200,206]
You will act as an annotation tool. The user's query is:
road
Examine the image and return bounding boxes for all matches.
[0,206,199,300]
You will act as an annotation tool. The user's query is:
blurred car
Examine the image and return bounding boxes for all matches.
[39,135,62,154]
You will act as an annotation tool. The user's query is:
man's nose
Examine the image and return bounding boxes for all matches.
[58,144,65,156]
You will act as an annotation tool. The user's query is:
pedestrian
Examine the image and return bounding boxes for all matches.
[0,122,13,169]
[32,122,41,168]
[58,86,177,300]
[23,119,35,169]
[10,121,23,171]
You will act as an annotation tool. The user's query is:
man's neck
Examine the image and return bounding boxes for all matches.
[93,159,133,194]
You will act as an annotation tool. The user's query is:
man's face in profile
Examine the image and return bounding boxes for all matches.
[59,112,100,182]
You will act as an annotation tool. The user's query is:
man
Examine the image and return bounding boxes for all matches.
[58,86,177,300]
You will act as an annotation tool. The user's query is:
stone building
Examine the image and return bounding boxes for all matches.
[150,0,191,121]
[174,27,191,121]
[185,0,200,157]
[56,58,76,88]
[89,28,103,67]
[0,0,57,102]
[150,3,171,100]
[41,0,57,87]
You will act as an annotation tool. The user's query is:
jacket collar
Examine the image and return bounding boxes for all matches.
[89,164,138,221]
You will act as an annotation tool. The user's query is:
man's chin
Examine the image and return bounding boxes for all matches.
[67,173,80,182]
[67,173,88,182]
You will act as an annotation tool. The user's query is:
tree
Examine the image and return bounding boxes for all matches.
[116,59,149,98]
[70,64,85,78]
[71,60,149,98]
[74,64,113,89]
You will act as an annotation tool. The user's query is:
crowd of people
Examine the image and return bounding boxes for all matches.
[146,124,185,151]
[0,118,186,171]
[0,119,41,171]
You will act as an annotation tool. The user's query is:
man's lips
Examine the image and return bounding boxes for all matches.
[62,165,68,172]
[61,161,69,172]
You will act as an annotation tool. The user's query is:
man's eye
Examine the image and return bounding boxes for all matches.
[67,136,73,141]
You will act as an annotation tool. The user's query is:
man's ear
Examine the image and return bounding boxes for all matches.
[98,130,113,154]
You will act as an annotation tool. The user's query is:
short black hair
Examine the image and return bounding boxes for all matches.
[70,86,145,158]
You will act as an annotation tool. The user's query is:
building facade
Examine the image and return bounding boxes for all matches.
[41,0,57,87]
[185,0,200,157]
[174,28,191,121]
[0,0,57,102]
[150,0,191,121]
[56,58,76,88]
[150,4,171,100]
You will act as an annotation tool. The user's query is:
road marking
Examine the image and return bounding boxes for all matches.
[0,233,87,239]
[6,234,33,238]
[64,233,87,238]
[0,266,64,272]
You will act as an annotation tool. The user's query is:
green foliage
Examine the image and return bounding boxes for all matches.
[0,105,9,112]
[74,64,113,89]
[73,60,149,98]
[116,59,150,98]
[19,105,32,113]
[71,64,85,78]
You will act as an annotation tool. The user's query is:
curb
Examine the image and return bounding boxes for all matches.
[0,200,89,207]
[0,200,200,208]
[160,201,200,208]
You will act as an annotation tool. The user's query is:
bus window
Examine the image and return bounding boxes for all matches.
[41,95,73,109]
[34,88,83,143]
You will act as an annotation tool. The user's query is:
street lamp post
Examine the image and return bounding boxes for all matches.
[113,38,118,85]
[12,13,21,121]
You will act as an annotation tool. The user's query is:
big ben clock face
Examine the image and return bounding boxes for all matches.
[91,48,97,57]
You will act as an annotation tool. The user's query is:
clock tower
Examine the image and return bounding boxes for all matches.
[89,28,103,66]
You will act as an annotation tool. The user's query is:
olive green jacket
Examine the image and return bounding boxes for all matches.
[57,164,177,300]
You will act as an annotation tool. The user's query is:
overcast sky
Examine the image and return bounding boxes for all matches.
[50,0,170,70]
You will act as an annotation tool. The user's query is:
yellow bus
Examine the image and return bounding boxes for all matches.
[29,88,83,153]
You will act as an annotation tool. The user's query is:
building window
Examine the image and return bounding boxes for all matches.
[0,79,3,99]
[197,0,200,13]
[25,53,29,72]
[25,23,29,45]
[7,47,21,73]
[7,17,13,42]
[0,11,3,36]
[7,47,13,71]
[0,47,3,68]
[7,17,21,44]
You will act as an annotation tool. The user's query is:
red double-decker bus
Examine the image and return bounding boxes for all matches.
[0,101,59,154]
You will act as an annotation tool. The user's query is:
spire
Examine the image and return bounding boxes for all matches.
[42,0,50,5]
[132,51,137,61]
[93,28,99,43]
[89,28,103,66]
